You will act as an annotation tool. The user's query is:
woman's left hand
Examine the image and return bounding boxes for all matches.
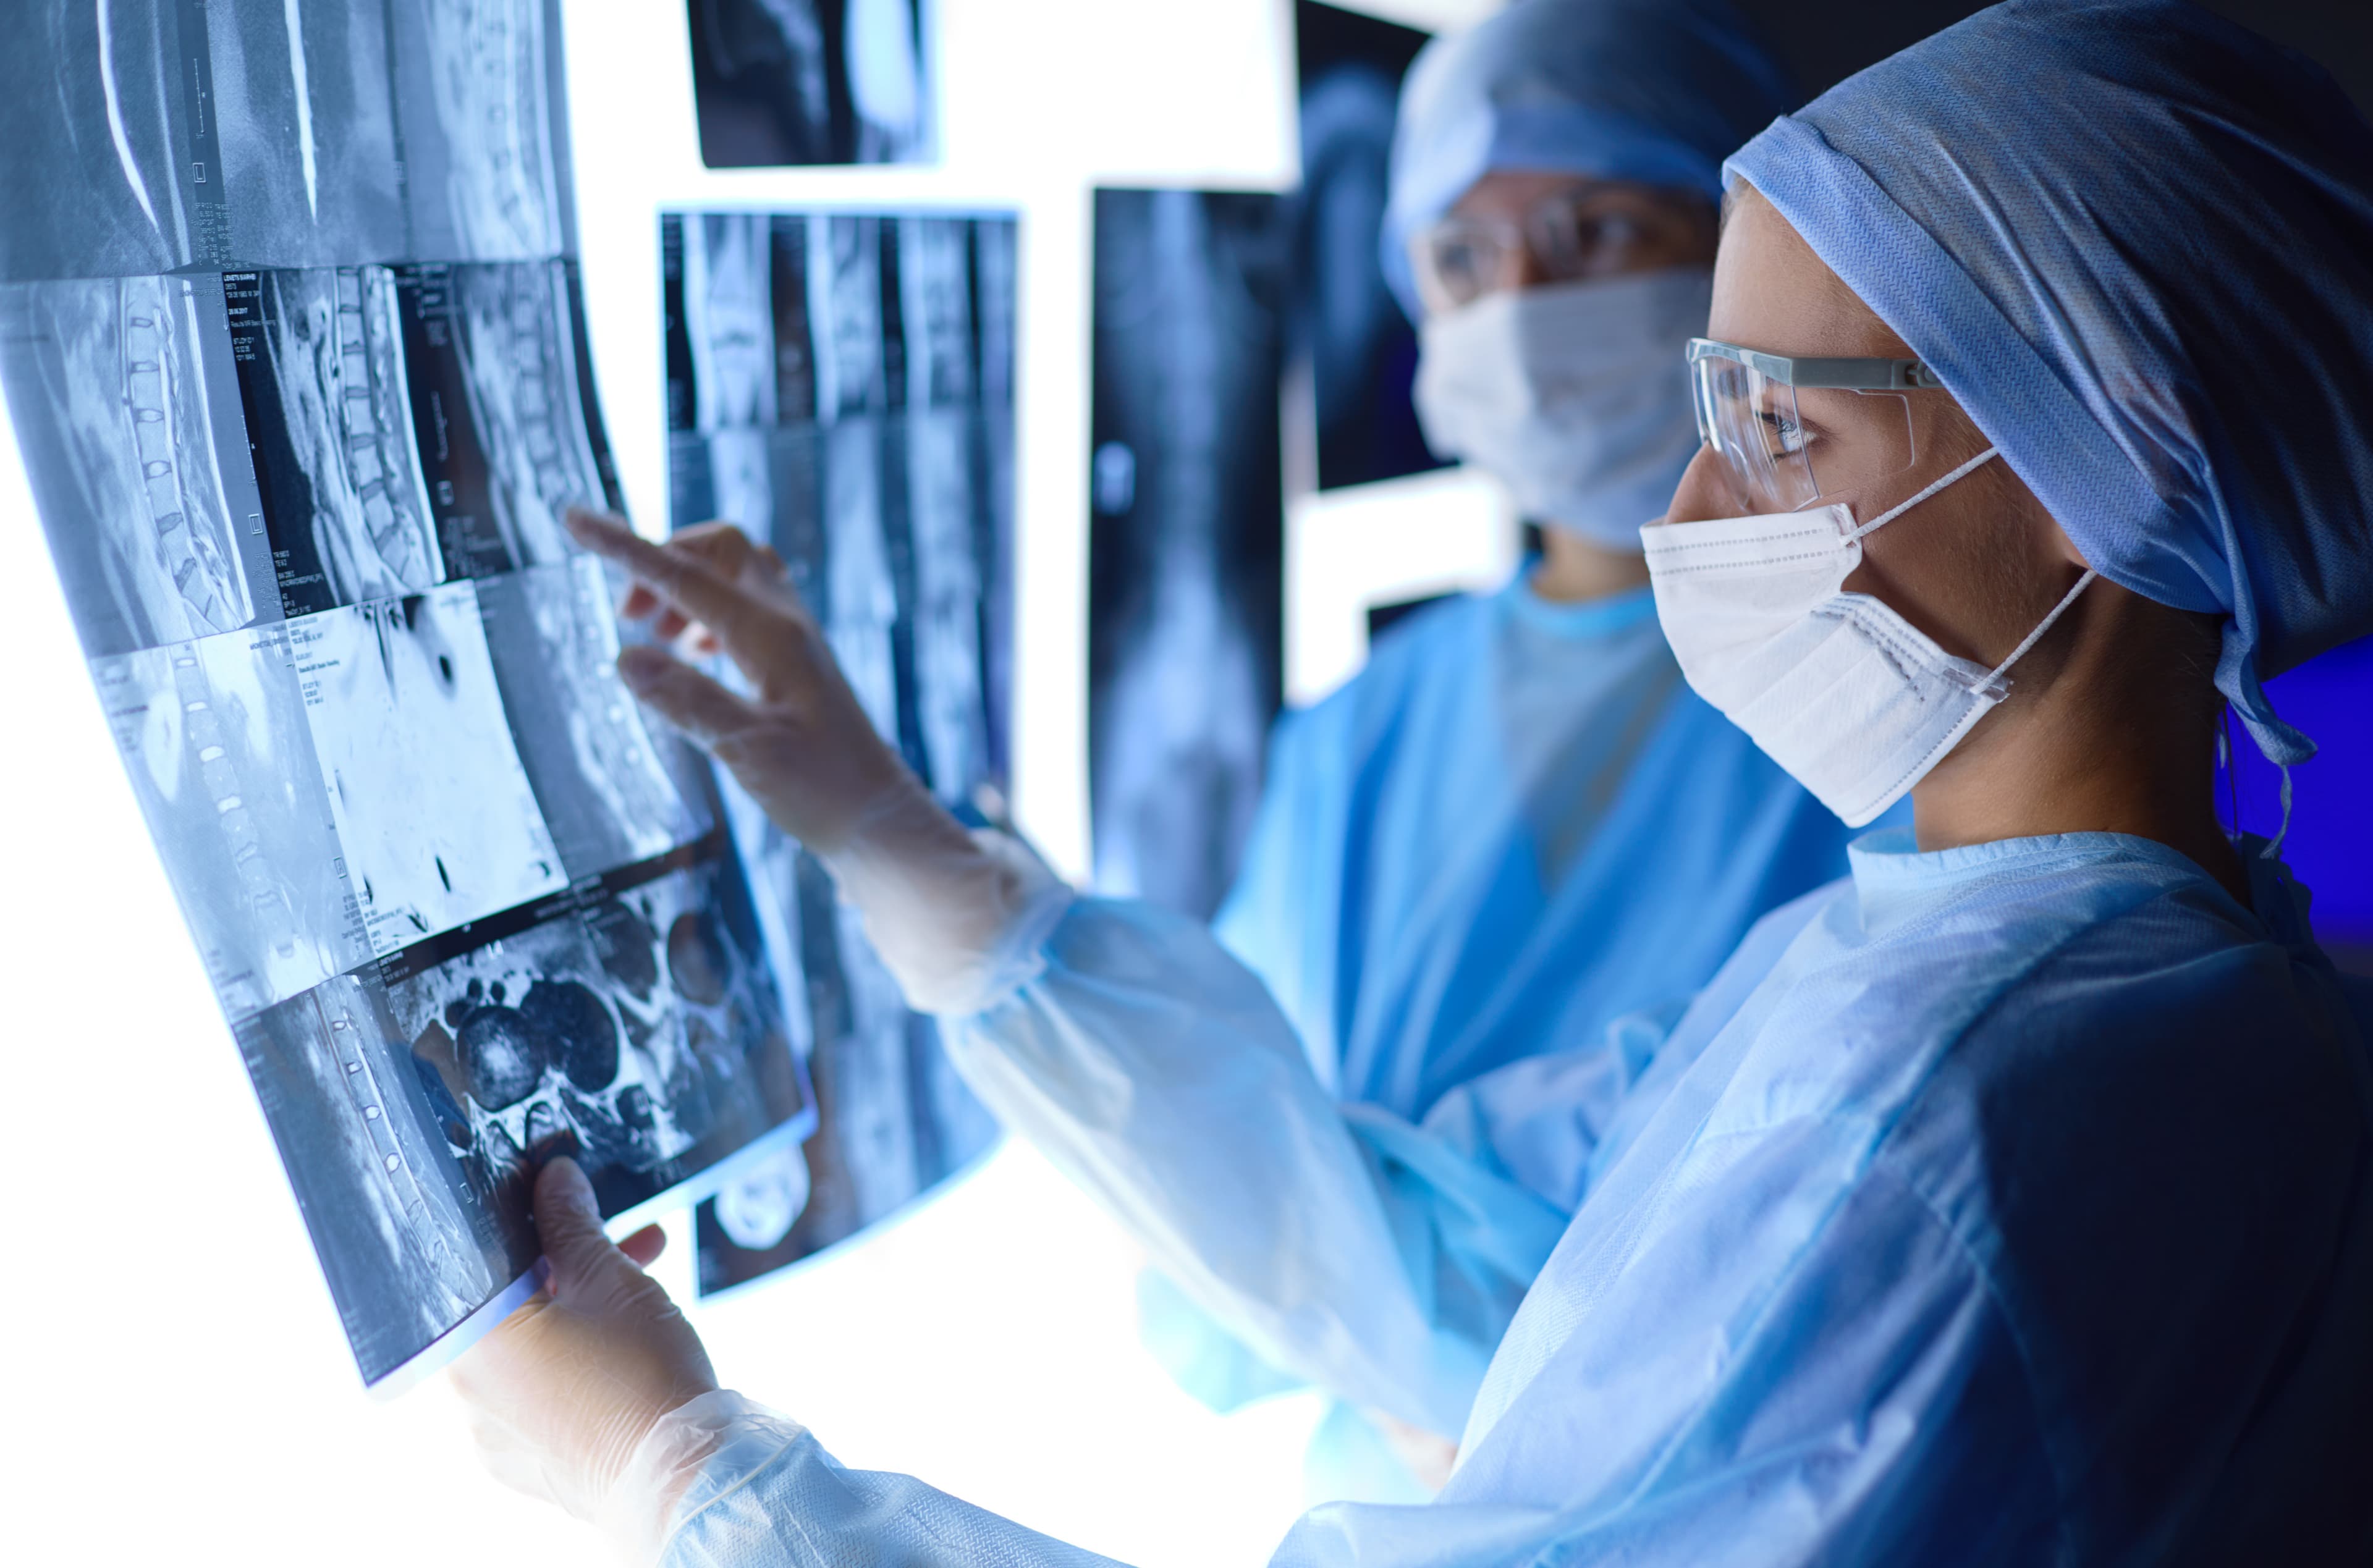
[452,1158,719,1537]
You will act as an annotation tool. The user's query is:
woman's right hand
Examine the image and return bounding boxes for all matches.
[565,507,918,856]
[572,507,1055,1015]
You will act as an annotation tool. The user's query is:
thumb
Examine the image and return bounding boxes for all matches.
[617,645,763,751]
[534,1157,628,1302]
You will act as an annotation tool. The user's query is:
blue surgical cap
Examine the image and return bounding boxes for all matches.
[1728,0,2373,767]
[1382,0,1795,317]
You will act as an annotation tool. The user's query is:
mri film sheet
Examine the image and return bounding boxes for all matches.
[386,0,571,262]
[92,627,370,1020]
[685,0,932,169]
[239,970,526,1389]
[666,213,782,433]
[395,262,609,580]
[478,557,706,881]
[675,421,1005,1292]
[0,1,203,281]
[3,0,824,1391]
[664,413,1005,804]
[0,276,276,659]
[1089,189,1288,920]
[239,832,812,1388]
[203,0,408,269]
[287,581,567,956]
[382,840,813,1242]
[1295,1,1444,491]
[695,844,994,1294]
[227,268,444,618]
[662,209,1015,1291]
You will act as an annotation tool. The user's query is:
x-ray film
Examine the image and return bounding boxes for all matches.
[1089,188,1288,921]
[0,0,577,280]
[663,209,1014,1296]
[0,1,211,281]
[386,0,575,262]
[684,0,934,169]
[227,266,446,617]
[394,261,612,578]
[3,2,815,1391]
[1295,1,1445,491]
[479,558,711,882]
[91,625,371,1020]
[288,582,569,956]
[204,0,410,269]
[0,274,278,658]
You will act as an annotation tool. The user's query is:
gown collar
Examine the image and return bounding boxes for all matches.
[1845,827,2316,953]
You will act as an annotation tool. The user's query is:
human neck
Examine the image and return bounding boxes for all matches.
[1530,525,1651,604]
[1910,611,2251,909]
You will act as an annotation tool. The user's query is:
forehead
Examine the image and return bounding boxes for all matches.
[1709,187,1913,360]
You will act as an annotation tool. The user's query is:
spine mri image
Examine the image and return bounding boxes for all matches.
[0,1,814,1389]
[1088,188,1288,922]
[683,0,933,170]
[663,209,1015,1295]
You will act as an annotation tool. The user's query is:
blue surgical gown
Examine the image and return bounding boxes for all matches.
[1219,578,1862,1121]
[1142,576,1869,1450]
[661,830,2373,1565]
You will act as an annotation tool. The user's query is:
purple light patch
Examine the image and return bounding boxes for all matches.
[2228,632,2373,946]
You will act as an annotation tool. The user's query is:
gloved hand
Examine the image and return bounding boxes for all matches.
[452,1158,719,1552]
[567,508,1069,1014]
[569,507,925,858]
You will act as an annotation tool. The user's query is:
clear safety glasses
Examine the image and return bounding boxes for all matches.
[1413,188,1677,312]
[1686,337,1946,513]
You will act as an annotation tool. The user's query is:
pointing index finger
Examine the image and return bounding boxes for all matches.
[567,508,781,664]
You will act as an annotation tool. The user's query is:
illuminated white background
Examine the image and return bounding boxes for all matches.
[0,0,1516,1560]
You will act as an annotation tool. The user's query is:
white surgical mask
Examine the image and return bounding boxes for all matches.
[1414,268,1711,549]
[1641,448,2096,827]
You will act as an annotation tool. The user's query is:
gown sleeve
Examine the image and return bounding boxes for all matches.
[654,1396,1133,1568]
[652,1166,2049,1568]
[1203,701,1343,1084]
[936,891,1652,1438]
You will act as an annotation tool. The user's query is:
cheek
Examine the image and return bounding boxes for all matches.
[1843,497,2034,666]
[1838,538,1976,662]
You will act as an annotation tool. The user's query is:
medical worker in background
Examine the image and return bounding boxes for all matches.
[460,2,2373,1559]
[1150,0,1861,1493]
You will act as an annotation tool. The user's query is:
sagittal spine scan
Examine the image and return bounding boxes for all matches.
[6,2,815,1389]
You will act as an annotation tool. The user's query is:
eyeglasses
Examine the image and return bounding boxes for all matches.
[1413,188,1676,311]
[1686,337,1947,513]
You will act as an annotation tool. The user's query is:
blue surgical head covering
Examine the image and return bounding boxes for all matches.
[1381,0,1795,317]
[1727,0,2373,767]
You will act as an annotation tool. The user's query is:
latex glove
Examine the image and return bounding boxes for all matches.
[568,507,921,857]
[567,508,1067,1013]
[452,1158,719,1554]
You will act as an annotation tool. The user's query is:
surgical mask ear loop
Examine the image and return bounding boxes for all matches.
[2218,715,2238,843]
[1983,567,2097,685]
[2262,767,2293,862]
[1841,447,2001,541]
[1830,442,2093,687]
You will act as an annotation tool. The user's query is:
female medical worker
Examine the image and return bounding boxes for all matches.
[604,0,1869,1496]
[460,1,2373,1560]
[1143,0,1859,1489]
